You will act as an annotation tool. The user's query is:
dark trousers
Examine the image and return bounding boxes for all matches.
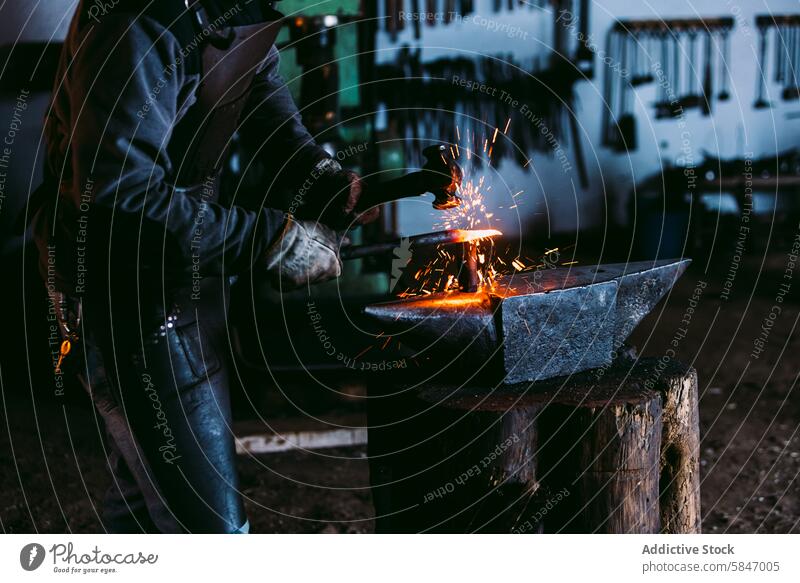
[74,278,247,533]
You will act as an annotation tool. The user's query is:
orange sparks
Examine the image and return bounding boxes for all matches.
[354,345,372,360]
[395,122,536,297]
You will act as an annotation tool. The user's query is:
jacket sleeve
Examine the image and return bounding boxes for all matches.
[239,45,332,187]
[66,15,285,277]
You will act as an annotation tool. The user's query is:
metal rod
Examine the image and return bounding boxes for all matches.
[340,229,500,260]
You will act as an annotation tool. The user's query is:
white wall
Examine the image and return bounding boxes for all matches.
[0,0,76,43]
[1,0,799,245]
[381,0,800,240]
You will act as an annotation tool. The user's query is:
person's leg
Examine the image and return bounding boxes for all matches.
[101,433,160,533]
[51,291,164,533]
[83,289,247,533]
[79,339,180,533]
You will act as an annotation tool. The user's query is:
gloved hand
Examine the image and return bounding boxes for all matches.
[264,216,343,290]
[298,158,380,230]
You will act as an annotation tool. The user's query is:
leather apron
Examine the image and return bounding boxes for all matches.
[170,0,283,188]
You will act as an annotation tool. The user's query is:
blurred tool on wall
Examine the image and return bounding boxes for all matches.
[602,17,735,152]
[754,14,800,107]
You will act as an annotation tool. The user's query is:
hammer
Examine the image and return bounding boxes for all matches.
[357,144,463,212]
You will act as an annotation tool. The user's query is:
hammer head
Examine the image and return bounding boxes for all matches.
[421,144,463,210]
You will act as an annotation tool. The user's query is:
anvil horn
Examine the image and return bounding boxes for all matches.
[364,259,691,384]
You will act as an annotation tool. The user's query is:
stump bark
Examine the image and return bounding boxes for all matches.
[368,358,700,534]
[656,360,702,533]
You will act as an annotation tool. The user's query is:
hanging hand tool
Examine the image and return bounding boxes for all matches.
[616,34,637,150]
[630,31,643,86]
[568,101,590,188]
[426,0,436,27]
[670,29,684,117]
[444,0,456,24]
[775,25,785,86]
[640,30,655,85]
[783,25,800,100]
[631,30,654,86]
[575,0,594,74]
[411,0,421,39]
[701,29,713,116]
[717,27,731,100]
[602,30,620,146]
[654,30,672,119]
[679,29,702,110]
[385,0,396,39]
[603,31,617,146]
[754,22,771,109]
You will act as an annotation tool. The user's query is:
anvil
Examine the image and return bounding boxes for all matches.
[364,259,690,384]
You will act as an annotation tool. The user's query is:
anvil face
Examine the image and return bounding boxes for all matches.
[364,259,690,384]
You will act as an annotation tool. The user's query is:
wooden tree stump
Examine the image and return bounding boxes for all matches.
[656,359,702,533]
[368,357,700,533]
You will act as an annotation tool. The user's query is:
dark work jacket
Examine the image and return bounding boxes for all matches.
[32,0,328,301]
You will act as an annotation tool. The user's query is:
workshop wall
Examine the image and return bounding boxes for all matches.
[376,0,800,241]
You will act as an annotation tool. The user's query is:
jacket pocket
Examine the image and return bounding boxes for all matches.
[131,320,222,393]
[175,321,221,384]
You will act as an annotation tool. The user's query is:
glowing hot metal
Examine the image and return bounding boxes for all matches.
[339,229,501,260]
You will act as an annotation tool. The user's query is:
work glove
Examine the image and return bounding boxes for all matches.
[264,216,343,290]
[298,158,380,230]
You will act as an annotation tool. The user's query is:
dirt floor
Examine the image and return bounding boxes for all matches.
[629,254,800,534]
[1,254,798,533]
